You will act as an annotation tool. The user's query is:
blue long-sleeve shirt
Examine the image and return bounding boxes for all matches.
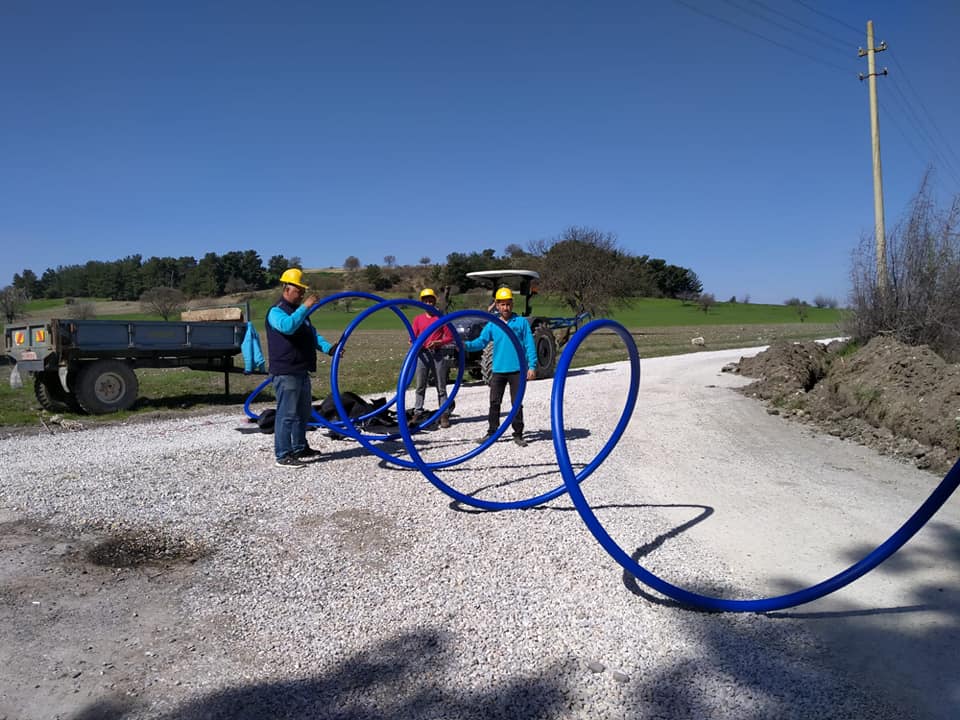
[464,314,538,374]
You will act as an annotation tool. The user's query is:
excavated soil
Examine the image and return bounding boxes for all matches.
[728,336,960,475]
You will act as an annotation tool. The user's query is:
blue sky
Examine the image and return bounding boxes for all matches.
[2,0,958,305]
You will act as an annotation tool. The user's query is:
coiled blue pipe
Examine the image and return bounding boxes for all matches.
[550,318,960,612]
[244,295,960,612]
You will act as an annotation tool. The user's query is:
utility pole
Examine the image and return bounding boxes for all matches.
[858,21,888,294]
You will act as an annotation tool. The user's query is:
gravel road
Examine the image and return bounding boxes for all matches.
[1,345,958,720]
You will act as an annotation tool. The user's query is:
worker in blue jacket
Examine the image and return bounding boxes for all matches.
[265,268,337,469]
[464,287,538,447]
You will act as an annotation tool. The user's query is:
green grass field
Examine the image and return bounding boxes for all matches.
[1,294,844,428]
[16,293,844,330]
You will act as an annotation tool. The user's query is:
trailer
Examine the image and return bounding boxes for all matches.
[4,314,250,414]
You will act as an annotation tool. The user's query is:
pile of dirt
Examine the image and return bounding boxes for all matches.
[728,336,960,475]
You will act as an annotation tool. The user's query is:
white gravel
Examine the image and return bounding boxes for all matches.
[1,345,958,719]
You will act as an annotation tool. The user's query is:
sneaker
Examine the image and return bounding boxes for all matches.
[439,414,451,429]
[293,447,322,461]
[513,435,528,447]
[275,455,307,469]
[477,431,495,444]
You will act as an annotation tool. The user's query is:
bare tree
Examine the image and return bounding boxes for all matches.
[140,287,187,320]
[0,286,28,323]
[64,302,96,320]
[383,255,396,268]
[343,256,361,272]
[537,226,640,316]
[848,172,960,360]
[419,256,431,267]
[697,293,716,313]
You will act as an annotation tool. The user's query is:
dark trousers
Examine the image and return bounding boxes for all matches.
[488,371,523,437]
[414,349,448,412]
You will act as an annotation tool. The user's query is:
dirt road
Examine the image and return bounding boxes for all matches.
[1,344,958,719]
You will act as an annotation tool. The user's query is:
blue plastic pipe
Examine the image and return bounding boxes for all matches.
[551,318,960,612]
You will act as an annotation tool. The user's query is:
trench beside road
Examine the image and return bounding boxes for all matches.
[0,344,957,720]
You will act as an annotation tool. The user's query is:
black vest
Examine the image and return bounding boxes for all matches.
[265,297,317,375]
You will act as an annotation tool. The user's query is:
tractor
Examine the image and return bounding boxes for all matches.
[442,269,590,384]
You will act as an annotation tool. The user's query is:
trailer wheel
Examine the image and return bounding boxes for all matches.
[75,360,139,414]
[34,372,82,413]
[533,325,557,379]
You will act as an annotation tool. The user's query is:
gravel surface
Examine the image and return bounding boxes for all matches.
[1,345,958,719]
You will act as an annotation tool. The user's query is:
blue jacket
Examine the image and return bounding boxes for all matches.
[464,314,538,374]
[241,322,266,373]
[265,299,333,375]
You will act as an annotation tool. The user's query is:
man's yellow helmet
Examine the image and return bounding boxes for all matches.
[495,287,514,301]
[419,288,436,300]
[279,268,308,289]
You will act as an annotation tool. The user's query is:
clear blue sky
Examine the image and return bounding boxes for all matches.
[2,0,958,305]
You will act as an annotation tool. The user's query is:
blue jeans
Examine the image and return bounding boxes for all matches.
[274,372,313,460]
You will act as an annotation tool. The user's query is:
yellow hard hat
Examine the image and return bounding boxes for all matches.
[419,288,436,300]
[495,287,513,301]
[279,268,308,289]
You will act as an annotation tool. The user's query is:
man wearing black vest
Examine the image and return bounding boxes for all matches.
[265,268,337,468]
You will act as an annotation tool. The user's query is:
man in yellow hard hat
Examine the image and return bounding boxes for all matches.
[411,288,454,428]
[265,268,337,468]
[463,286,538,447]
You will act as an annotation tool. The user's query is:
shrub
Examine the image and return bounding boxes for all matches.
[847,172,960,361]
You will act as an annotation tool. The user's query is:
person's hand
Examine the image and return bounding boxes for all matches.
[304,294,319,307]
[327,341,340,357]
[526,369,536,381]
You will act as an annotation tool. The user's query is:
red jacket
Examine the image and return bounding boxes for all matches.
[412,313,454,347]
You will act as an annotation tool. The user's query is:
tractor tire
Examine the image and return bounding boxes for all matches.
[34,371,82,413]
[74,360,139,414]
[533,325,558,379]
[480,344,494,385]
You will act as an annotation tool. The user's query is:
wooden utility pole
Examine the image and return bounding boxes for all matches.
[858,21,888,294]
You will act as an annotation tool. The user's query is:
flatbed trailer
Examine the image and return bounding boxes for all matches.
[4,317,250,414]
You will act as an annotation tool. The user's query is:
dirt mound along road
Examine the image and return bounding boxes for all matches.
[732,336,960,475]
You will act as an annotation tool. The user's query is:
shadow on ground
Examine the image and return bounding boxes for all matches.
[72,629,569,720]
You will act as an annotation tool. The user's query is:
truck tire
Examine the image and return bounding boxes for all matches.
[75,360,139,414]
[533,325,558,379]
[480,344,494,385]
[34,371,82,413]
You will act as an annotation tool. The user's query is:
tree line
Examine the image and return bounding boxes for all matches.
[9,250,301,302]
[340,227,703,317]
[3,226,703,321]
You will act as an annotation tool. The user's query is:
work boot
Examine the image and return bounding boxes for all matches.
[439,413,451,429]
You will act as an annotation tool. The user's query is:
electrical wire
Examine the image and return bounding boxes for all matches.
[719,0,852,60]
[744,0,853,50]
[887,53,960,178]
[669,0,854,76]
[788,0,863,38]
[882,69,960,187]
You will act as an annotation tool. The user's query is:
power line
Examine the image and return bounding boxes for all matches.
[882,76,960,187]
[670,0,854,75]
[880,103,934,173]
[886,52,960,177]
[788,0,862,38]
[734,0,853,57]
